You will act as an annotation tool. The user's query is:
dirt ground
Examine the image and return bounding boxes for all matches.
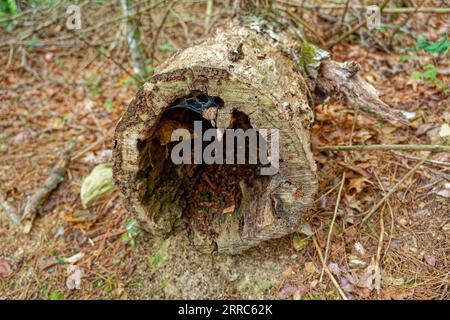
[0,1,449,299]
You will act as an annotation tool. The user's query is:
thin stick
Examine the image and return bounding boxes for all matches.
[361,159,426,225]
[320,171,346,282]
[72,130,113,161]
[392,151,450,167]
[204,0,214,29]
[319,144,450,153]
[283,10,326,46]
[312,235,349,300]
[150,0,176,61]
[74,34,143,84]
[326,0,390,49]
[276,1,450,14]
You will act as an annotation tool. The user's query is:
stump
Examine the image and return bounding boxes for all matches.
[113,15,403,254]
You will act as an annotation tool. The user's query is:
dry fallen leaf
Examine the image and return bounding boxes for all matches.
[0,260,11,278]
[222,205,235,214]
[328,262,341,276]
[64,252,85,265]
[348,177,373,194]
[304,262,316,274]
[292,233,310,252]
[66,265,83,290]
[354,242,366,256]
[36,256,58,271]
[424,254,436,267]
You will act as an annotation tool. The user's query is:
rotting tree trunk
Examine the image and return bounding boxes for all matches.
[113,14,405,254]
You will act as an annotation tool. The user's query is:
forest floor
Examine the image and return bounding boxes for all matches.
[0,1,449,299]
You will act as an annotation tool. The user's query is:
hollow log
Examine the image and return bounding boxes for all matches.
[113,15,403,254]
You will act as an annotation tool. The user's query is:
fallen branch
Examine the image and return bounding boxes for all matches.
[317,60,408,125]
[0,141,75,231]
[21,140,76,233]
[318,144,450,153]
[276,1,450,14]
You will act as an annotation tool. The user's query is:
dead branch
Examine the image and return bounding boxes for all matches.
[21,140,76,233]
[276,1,450,14]
[316,60,408,125]
[319,144,450,153]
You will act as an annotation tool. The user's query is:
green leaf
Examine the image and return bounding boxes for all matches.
[410,71,422,80]
[423,65,437,81]
[292,233,310,251]
[147,239,170,272]
[146,65,155,75]
[121,233,130,243]
[6,22,14,32]
[104,99,114,112]
[400,54,409,62]
[417,35,450,55]
[27,35,39,52]
[49,291,64,300]
[159,42,174,53]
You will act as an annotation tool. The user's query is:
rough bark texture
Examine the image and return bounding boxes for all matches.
[113,18,318,254]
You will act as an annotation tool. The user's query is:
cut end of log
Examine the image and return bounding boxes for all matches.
[113,25,318,254]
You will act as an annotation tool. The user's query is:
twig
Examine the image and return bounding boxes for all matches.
[21,140,76,233]
[319,144,450,153]
[374,171,395,263]
[374,177,386,296]
[392,151,450,167]
[0,191,21,225]
[120,0,147,80]
[73,33,143,84]
[312,235,349,300]
[361,159,426,225]
[320,171,346,282]
[276,1,450,14]
[72,129,113,161]
[150,0,176,61]
[388,0,425,47]
[205,0,214,29]
[282,9,326,46]
[326,0,390,49]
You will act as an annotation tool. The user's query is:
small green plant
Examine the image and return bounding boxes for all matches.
[407,35,449,92]
[27,35,39,52]
[417,35,450,55]
[0,0,18,31]
[104,99,114,112]
[84,75,102,98]
[121,218,142,247]
[49,291,64,300]
[159,42,175,53]
[411,64,447,91]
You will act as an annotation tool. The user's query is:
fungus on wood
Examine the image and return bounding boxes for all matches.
[113,14,405,254]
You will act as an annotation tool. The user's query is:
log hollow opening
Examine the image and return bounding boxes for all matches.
[143,92,272,252]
